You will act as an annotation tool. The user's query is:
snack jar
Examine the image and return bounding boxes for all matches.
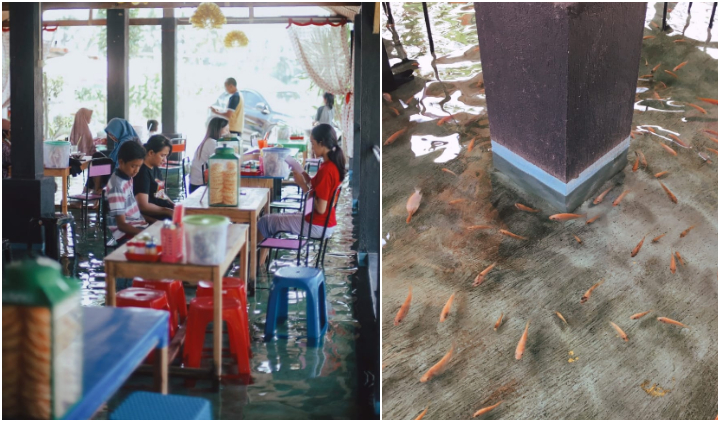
[183,215,230,265]
[208,143,240,207]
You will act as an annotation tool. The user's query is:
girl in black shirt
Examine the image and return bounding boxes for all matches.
[134,135,174,222]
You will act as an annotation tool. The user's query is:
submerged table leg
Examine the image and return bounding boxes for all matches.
[213,267,223,379]
[249,211,257,284]
[61,171,69,215]
[239,230,249,290]
[154,346,168,394]
[105,263,116,306]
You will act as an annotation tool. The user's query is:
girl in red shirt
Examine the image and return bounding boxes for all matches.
[257,124,345,266]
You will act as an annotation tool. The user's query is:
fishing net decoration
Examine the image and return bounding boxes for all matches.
[190,2,226,30]
[288,23,354,158]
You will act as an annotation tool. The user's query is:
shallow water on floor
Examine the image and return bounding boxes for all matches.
[382,2,717,420]
[48,172,361,419]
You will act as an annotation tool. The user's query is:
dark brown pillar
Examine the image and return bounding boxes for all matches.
[3,2,56,223]
[474,2,646,211]
[161,8,177,134]
[107,9,129,122]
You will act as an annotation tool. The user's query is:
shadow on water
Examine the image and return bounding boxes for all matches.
[46,173,364,419]
[382,2,717,420]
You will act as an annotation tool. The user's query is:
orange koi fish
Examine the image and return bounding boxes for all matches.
[697,98,718,105]
[687,103,707,114]
[664,70,678,78]
[657,81,667,89]
[612,190,630,206]
[645,126,657,133]
[472,401,503,418]
[636,150,648,167]
[515,320,530,360]
[610,321,629,341]
[549,213,584,221]
[555,311,568,325]
[573,234,582,244]
[439,293,456,322]
[630,310,652,320]
[593,186,614,204]
[383,93,392,102]
[707,147,718,155]
[499,229,528,240]
[669,134,689,147]
[515,203,539,213]
[581,279,604,304]
[631,236,645,257]
[640,74,654,79]
[415,407,428,420]
[673,61,689,71]
[653,91,662,100]
[670,253,677,274]
[473,262,497,287]
[442,168,458,176]
[384,128,407,146]
[659,181,677,204]
[390,107,400,116]
[680,225,695,238]
[394,286,413,326]
[586,215,601,225]
[467,225,494,230]
[494,313,503,331]
[652,63,662,72]
[654,171,668,178]
[632,156,639,172]
[467,137,476,153]
[675,251,685,266]
[448,199,465,205]
[652,233,666,242]
[673,39,686,43]
[406,188,422,223]
[437,115,453,126]
[657,316,689,328]
[651,21,659,28]
[643,35,655,40]
[420,344,454,382]
[659,142,677,156]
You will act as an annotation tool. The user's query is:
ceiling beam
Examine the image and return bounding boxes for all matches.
[2,2,360,11]
[15,15,347,28]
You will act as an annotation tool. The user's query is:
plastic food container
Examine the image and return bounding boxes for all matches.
[183,215,230,265]
[208,144,240,207]
[219,135,241,155]
[44,140,71,169]
[261,147,292,178]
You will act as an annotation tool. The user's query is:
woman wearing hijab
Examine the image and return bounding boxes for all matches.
[106,117,140,167]
[69,108,95,156]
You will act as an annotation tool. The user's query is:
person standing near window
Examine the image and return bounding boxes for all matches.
[314,92,335,126]
[146,119,160,140]
[210,77,245,138]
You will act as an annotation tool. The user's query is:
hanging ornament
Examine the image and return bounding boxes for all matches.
[224,30,249,48]
[190,3,226,29]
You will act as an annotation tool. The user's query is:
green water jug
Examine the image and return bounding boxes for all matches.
[208,143,241,207]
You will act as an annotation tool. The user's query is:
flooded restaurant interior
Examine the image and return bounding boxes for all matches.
[2,2,379,419]
[381,2,717,420]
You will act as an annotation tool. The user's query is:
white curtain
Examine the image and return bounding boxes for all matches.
[288,24,354,158]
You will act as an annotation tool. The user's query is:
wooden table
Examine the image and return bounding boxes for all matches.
[104,221,249,379]
[182,187,269,287]
[242,175,285,201]
[44,157,91,215]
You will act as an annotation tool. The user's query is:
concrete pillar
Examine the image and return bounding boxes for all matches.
[161,8,177,134]
[474,2,646,211]
[107,9,129,122]
[3,2,56,223]
[352,13,362,204]
[358,2,381,256]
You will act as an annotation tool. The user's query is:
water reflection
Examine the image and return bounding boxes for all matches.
[410,134,461,163]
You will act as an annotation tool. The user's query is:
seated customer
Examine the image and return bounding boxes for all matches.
[189,117,230,193]
[134,135,174,222]
[106,140,149,243]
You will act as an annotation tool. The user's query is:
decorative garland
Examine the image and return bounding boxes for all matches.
[190,2,226,29]
[286,18,347,29]
[224,30,248,48]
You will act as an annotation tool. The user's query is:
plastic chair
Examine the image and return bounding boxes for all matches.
[110,392,212,420]
[196,277,252,352]
[165,138,187,198]
[183,296,251,375]
[258,189,313,270]
[264,266,328,341]
[116,288,176,339]
[132,278,187,325]
[68,158,113,231]
[100,190,119,256]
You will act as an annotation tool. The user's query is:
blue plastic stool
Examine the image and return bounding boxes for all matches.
[264,266,328,340]
[110,392,212,420]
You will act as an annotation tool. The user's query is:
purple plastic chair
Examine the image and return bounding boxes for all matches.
[68,158,113,231]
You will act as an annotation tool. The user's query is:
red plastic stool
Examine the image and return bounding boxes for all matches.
[116,288,176,339]
[196,277,251,356]
[183,296,250,375]
[132,278,187,324]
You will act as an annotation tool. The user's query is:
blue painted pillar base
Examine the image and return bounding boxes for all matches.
[352,199,359,215]
[491,138,630,212]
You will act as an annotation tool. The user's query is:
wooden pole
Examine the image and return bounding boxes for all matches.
[107,9,129,123]
[161,8,177,134]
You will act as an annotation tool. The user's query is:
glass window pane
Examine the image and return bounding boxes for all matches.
[128,25,162,138]
[43,9,91,21]
[253,6,332,18]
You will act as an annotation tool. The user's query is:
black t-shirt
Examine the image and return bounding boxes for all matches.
[228,92,240,111]
[133,164,166,206]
